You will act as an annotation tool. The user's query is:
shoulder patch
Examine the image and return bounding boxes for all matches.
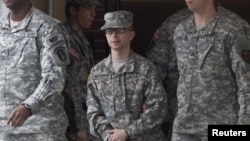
[47,34,63,46]
[54,47,68,61]
[242,50,250,64]
[52,46,70,65]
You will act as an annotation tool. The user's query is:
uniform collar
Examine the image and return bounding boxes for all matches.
[185,6,224,37]
[0,6,34,32]
[105,50,135,74]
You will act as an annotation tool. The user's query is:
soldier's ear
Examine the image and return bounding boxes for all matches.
[129,31,135,41]
[69,6,78,16]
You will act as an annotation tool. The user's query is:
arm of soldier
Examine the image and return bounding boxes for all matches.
[147,8,191,79]
[232,29,250,124]
[22,23,70,114]
[70,81,88,141]
[124,65,168,139]
[87,74,113,141]
[73,78,89,141]
[146,24,170,77]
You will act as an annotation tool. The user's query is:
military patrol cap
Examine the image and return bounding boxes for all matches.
[100,10,133,30]
[66,0,102,7]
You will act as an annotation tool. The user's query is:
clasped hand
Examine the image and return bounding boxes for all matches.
[107,129,128,141]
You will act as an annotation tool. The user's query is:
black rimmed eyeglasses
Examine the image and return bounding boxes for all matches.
[104,28,128,35]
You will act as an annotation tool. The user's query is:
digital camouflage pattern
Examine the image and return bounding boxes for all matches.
[87,51,168,141]
[62,22,97,140]
[0,6,69,136]
[146,5,250,123]
[171,132,207,141]
[146,6,250,140]
[100,10,133,30]
[0,130,67,141]
[173,6,250,135]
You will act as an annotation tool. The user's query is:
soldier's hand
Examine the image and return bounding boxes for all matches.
[107,129,128,141]
[6,105,31,128]
[76,130,87,141]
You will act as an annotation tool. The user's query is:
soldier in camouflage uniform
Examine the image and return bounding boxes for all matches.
[61,0,101,141]
[87,10,168,141]
[171,0,250,140]
[0,0,70,140]
[146,1,250,140]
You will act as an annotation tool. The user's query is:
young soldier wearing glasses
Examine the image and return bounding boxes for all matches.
[86,10,168,141]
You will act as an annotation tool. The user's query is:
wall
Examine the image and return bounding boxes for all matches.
[50,0,66,22]
[31,0,66,22]
[0,1,9,16]
[31,0,49,14]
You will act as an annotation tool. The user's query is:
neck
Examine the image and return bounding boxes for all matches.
[71,22,82,31]
[69,18,85,31]
[111,48,130,61]
[10,3,32,21]
[193,5,217,30]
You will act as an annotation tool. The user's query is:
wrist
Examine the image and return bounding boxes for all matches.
[22,103,32,116]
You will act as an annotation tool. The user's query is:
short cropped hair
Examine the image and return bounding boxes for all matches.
[65,2,81,19]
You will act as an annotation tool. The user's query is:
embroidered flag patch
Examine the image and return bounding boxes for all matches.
[69,48,81,61]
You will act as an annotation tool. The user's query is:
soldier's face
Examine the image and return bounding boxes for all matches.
[76,6,96,29]
[105,28,135,51]
[185,0,212,12]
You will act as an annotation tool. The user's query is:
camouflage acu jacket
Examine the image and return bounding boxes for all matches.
[0,7,69,133]
[87,51,168,141]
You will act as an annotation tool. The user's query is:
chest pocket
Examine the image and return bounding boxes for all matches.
[125,76,147,113]
[176,34,227,71]
[97,74,147,114]
[11,31,39,69]
[198,36,228,70]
